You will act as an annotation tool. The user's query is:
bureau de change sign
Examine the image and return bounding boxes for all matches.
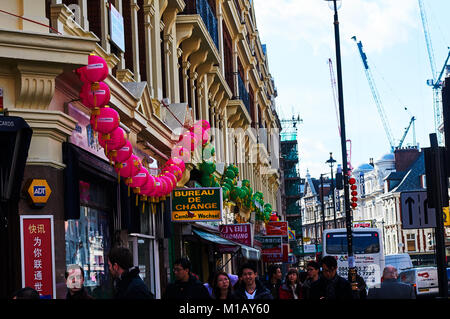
[171,187,222,222]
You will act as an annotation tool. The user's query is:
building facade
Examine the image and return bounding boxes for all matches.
[0,0,282,298]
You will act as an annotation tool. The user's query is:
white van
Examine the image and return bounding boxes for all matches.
[385,253,413,272]
[398,267,438,297]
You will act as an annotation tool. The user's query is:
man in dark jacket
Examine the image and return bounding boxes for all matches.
[108,247,154,299]
[232,262,273,300]
[368,266,416,299]
[163,257,211,300]
[312,256,353,300]
[263,264,282,299]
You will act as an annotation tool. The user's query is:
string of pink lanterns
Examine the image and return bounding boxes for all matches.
[76,55,211,210]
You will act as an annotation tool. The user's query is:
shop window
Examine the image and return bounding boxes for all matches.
[65,206,112,298]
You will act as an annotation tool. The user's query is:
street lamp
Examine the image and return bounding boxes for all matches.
[326,152,337,228]
[325,0,358,294]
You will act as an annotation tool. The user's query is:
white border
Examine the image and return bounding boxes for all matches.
[20,215,56,299]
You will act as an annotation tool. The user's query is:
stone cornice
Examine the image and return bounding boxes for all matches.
[0,29,97,67]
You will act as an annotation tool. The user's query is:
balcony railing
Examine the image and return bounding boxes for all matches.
[183,0,219,50]
[237,73,250,114]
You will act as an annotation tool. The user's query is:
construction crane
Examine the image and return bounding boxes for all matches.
[418,0,450,145]
[351,36,415,152]
[328,58,353,171]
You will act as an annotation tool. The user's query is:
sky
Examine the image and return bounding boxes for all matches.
[253,0,450,179]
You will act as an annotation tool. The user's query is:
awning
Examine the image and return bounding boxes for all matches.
[192,228,261,261]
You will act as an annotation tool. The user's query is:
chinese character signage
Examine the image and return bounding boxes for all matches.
[171,188,222,222]
[219,223,252,247]
[20,215,56,299]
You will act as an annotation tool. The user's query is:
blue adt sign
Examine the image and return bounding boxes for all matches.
[33,186,46,196]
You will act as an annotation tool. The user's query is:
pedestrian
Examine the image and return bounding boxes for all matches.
[163,257,211,300]
[367,266,416,299]
[11,287,40,299]
[302,260,322,300]
[279,268,303,299]
[107,246,154,299]
[211,271,234,300]
[315,256,353,300]
[348,272,367,299]
[263,264,282,299]
[232,262,273,300]
[65,264,93,299]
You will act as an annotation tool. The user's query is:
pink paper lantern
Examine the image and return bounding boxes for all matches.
[129,167,149,190]
[179,131,199,151]
[191,120,211,133]
[163,172,178,189]
[152,177,163,197]
[162,164,183,182]
[115,154,140,179]
[201,129,209,145]
[166,157,185,173]
[160,175,174,194]
[171,145,191,163]
[90,106,120,133]
[141,175,156,197]
[84,55,108,83]
[159,176,169,196]
[109,140,132,164]
[82,81,111,109]
[98,127,127,154]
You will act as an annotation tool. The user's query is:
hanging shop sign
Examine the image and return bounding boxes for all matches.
[20,215,56,299]
[353,220,373,228]
[109,3,125,52]
[27,179,52,207]
[266,221,288,236]
[171,187,222,222]
[262,244,289,263]
[219,223,253,247]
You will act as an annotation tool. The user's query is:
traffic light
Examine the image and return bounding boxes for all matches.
[349,177,358,209]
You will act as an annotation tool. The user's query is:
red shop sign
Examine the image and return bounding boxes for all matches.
[266,221,288,236]
[219,223,252,247]
[20,215,56,299]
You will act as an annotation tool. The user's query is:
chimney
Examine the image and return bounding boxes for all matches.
[394,146,420,172]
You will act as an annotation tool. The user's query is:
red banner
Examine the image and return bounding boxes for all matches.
[20,216,55,299]
[266,221,288,236]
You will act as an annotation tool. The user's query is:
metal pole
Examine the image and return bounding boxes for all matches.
[429,133,449,298]
[320,174,326,232]
[327,152,337,228]
[329,0,357,292]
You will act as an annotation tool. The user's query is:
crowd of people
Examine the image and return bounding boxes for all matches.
[11,249,415,300]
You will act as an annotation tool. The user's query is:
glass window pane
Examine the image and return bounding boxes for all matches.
[65,206,112,298]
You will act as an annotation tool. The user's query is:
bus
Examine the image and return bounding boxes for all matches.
[322,228,385,289]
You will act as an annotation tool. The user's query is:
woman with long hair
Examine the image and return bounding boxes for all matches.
[212,271,234,300]
[279,268,303,299]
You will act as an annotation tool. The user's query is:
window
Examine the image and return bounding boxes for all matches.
[406,234,416,252]
[128,201,159,297]
[325,231,380,255]
[65,206,112,297]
